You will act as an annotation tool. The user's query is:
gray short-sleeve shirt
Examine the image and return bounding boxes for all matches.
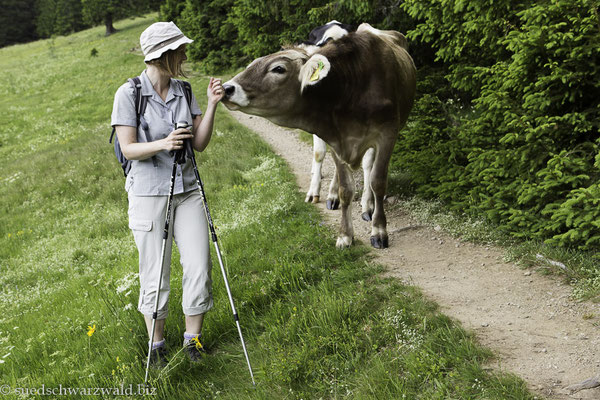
[111,70,203,196]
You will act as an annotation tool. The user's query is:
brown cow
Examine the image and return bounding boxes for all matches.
[222,23,416,249]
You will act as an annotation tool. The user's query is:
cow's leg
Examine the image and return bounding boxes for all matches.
[330,151,354,248]
[369,142,394,249]
[326,164,340,210]
[360,148,375,221]
[305,136,327,203]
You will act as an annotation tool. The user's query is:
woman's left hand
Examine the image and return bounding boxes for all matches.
[207,77,224,105]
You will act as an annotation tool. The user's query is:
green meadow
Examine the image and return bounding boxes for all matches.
[0,15,535,399]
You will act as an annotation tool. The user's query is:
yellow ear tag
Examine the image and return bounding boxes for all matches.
[309,61,325,82]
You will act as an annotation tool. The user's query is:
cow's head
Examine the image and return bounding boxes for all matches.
[222,48,331,117]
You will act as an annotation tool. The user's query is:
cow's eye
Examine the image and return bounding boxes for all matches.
[271,65,286,74]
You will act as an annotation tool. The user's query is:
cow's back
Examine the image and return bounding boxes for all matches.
[357,23,409,51]
[313,25,416,128]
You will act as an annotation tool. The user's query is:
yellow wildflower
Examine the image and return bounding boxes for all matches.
[87,324,96,337]
[191,336,203,351]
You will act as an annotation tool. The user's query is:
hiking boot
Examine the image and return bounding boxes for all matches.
[184,338,207,362]
[148,346,168,369]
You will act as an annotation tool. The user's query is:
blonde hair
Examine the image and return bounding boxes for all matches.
[146,45,188,78]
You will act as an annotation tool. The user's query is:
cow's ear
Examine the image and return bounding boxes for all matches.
[299,54,330,93]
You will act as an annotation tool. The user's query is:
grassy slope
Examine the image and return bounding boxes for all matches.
[0,15,534,399]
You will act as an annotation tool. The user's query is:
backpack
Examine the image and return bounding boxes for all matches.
[109,76,194,177]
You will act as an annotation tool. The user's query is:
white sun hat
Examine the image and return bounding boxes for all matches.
[140,21,193,62]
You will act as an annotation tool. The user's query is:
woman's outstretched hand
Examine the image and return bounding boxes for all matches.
[207,77,224,105]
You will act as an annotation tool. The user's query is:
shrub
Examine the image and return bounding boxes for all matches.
[398,0,600,250]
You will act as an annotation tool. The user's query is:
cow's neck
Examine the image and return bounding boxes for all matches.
[267,109,340,150]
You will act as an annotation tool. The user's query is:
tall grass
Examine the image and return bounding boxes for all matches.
[0,15,535,399]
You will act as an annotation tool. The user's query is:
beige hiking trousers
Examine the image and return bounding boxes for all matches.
[128,190,213,320]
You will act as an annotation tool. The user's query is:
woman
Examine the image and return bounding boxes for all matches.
[111,21,224,367]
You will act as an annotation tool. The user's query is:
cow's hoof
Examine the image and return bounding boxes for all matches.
[336,235,353,248]
[305,194,320,203]
[326,198,340,210]
[361,210,373,221]
[370,235,389,249]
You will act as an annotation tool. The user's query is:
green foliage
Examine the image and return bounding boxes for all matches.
[168,0,332,72]
[403,0,521,96]
[175,0,245,73]
[81,0,151,32]
[392,66,466,199]
[166,0,423,72]
[228,0,328,62]
[159,0,187,22]
[22,0,160,40]
[546,181,600,249]
[35,0,88,38]
[0,0,38,46]
[396,0,600,251]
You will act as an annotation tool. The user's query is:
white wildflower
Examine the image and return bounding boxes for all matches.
[116,272,138,294]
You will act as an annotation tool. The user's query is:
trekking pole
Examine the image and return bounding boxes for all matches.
[177,121,256,386]
[144,155,179,385]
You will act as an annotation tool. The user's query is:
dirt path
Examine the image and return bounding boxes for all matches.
[229,110,600,400]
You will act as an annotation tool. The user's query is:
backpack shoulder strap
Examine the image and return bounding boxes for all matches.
[182,80,193,108]
[128,77,145,120]
[109,126,116,143]
[176,79,194,111]
[111,78,142,144]
[126,76,157,167]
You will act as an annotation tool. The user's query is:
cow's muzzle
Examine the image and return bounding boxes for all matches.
[223,84,235,98]
[221,81,250,108]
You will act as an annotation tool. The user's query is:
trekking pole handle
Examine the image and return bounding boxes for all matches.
[176,121,195,161]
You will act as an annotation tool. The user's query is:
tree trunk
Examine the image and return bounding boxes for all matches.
[104,12,117,36]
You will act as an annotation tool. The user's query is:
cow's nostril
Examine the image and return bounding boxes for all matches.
[223,84,235,97]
